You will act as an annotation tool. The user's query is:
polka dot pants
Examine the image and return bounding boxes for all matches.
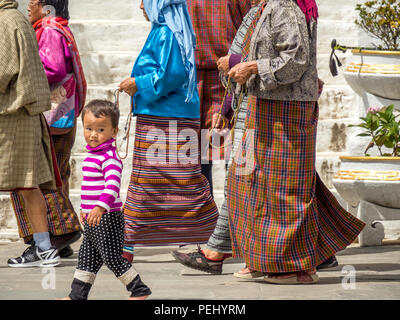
[69,211,151,300]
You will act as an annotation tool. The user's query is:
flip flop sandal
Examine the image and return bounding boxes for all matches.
[263,272,319,285]
[234,267,266,279]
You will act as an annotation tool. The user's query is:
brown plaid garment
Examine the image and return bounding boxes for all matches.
[11,127,81,241]
[0,3,55,190]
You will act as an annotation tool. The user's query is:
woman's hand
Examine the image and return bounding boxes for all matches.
[217,55,231,75]
[119,77,137,97]
[212,113,229,130]
[228,61,258,85]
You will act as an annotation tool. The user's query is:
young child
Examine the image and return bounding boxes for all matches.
[62,99,151,300]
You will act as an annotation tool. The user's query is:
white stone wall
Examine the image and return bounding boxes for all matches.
[3,0,398,240]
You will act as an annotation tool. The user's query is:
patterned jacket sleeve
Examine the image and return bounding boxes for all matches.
[0,25,19,95]
[38,28,71,85]
[256,3,310,90]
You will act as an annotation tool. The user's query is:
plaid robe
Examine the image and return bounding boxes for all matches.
[227,97,365,273]
[11,127,81,241]
[0,3,56,190]
[227,3,365,272]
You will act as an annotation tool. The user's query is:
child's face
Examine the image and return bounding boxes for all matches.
[83,111,118,148]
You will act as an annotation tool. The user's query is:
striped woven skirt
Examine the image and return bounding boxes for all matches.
[123,115,219,247]
[227,96,365,273]
[10,126,81,242]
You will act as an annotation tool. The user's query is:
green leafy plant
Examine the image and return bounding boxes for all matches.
[350,105,400,156]
[355,0,400,51]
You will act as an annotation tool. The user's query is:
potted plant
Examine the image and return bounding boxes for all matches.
[330,0,400,101]
[332,105,400,246]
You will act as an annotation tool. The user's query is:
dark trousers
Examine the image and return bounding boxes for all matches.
[68,211,151,300]
[201,163,213,197]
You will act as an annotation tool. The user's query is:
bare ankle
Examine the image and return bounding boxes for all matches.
[203,249,224,260]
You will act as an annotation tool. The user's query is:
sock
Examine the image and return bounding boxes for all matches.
[33,232,52,251]
[123,246,134,263]
[123,245,134,254]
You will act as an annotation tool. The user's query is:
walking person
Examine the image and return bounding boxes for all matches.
[172,0,339,275]
[172,1,260,274]
[186,0,252,195]
[226,0,365,284]
[61,100,151,300]
[1,0,61,267]
[118,0,219,263]
[10,0,85,260]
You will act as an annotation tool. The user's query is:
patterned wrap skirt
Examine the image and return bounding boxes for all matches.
[227,96,365,273]
[123,115,219,246]
[10,125,81,241]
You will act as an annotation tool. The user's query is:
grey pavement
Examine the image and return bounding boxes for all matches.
[0,240,399,300]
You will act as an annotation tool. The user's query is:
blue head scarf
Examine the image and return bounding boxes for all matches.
[142,0,197,102]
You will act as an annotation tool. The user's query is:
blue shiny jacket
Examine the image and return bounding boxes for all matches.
[131,24,200,119]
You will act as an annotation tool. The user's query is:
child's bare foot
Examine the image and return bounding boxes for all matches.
[57,297,72,300]
[129,295,150,300]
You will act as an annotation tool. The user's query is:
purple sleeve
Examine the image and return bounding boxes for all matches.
[221,94,234,121]
[229,54,242,69]
[38,28,72,85]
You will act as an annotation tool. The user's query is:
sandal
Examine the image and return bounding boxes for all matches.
[234,266,266,279]
[264,271,319,285]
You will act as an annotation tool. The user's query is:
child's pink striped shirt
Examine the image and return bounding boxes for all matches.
[81,138,123,214]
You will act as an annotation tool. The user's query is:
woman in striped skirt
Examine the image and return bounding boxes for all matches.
[225,0,365,284]
[118,0,218,261]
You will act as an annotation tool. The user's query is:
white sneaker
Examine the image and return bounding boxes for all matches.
[8,245,61,268]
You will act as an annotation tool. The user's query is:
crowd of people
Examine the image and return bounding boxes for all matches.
[0,0,365,299]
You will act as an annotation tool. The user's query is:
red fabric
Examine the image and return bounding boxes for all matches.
[187,0,252,70]
[33,17,87,117]
[296,0,319,22]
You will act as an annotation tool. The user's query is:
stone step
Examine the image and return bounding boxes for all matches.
[86,85,133,115]
[70,20,150,53]
[71,52,357,93]
[318,85,359,121]
[316,118,360,154]
[315,152,344,189]
[68,19,359,55]
[0,194,18,232]
[80,51,138,86]
[79,51,351,88]
[16,0,145,21]
[69,0,145,21]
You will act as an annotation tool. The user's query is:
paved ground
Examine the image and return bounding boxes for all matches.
[0,240,399,300]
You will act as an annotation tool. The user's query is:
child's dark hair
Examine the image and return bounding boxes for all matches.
[40,0,70,20]
[82,99,120,128]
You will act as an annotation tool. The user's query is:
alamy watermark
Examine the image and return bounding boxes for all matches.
[139,121,256,176]
[341,265,357,290]
[41,267,56,290]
